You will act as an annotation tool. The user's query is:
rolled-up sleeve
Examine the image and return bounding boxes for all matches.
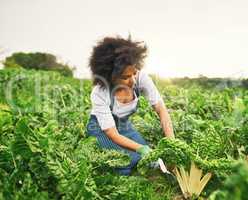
[138,70,163,106]
[90,86,116,130]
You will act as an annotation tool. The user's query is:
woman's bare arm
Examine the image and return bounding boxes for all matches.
[103,127,143,151]
[152,101,175,138]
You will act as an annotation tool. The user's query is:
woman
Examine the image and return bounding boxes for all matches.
[86,35,174,176]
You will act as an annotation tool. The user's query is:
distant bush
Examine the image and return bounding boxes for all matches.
[169,76,244,89]
[3,52,74,77]
[242,79,248,89]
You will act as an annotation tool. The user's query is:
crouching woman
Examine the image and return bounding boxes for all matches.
[86,36,174,175]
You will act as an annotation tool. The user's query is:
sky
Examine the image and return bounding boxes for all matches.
[1,0,248,78]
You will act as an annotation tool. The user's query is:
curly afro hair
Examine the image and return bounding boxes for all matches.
[88,35,148,89]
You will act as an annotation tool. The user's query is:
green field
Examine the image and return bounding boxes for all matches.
[0,68,247,200]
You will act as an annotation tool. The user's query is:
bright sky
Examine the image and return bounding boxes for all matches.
[1,0,248,78]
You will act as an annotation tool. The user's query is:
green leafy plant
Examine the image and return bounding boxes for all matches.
[0,67,247,199]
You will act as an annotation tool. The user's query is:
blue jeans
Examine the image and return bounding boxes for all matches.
[86,114,147,175]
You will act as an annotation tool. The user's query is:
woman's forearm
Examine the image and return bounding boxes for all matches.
[159,109,174,138]
[104,127,143,151]
[153,101,175,138]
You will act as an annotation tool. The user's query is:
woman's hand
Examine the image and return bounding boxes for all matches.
[136,145,152,157]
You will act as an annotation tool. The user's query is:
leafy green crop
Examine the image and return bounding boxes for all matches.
[0,68,247,199]
[137,138,236,175]
[209,161,248,200]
